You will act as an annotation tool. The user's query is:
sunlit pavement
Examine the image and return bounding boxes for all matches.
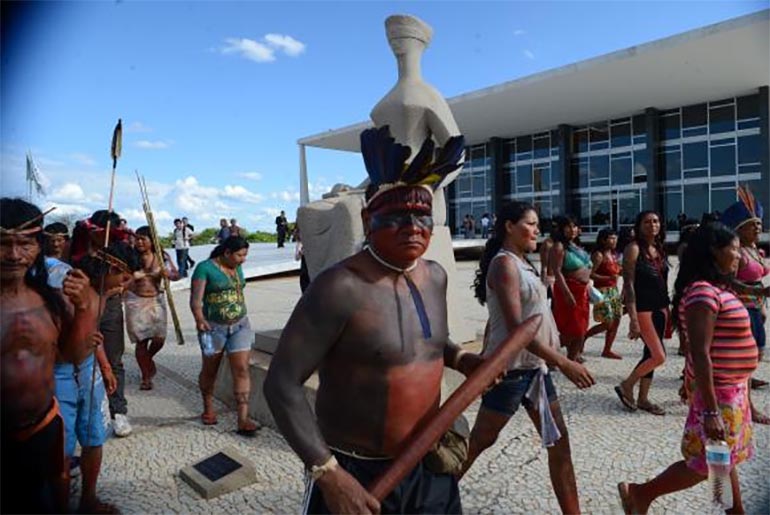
[88,259,769,514]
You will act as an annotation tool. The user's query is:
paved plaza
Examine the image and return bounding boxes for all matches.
[87,259,769,514]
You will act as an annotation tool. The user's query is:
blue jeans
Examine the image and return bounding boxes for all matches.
[176,248,189,277]
[481,369,558,416]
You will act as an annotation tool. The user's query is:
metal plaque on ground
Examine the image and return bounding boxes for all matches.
[179,446,257,499]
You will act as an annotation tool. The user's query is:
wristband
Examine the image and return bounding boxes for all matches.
[310,455,338,481]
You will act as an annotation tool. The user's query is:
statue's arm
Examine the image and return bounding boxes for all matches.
[425,93,461,144]
[264,267,354,468]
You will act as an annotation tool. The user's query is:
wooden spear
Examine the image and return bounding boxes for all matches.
[87,118,123,440]
[136,171,185,345]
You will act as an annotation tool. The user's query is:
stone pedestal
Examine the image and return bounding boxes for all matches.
[214,350,318,430]
[179,446,257,500]
[213,341,482,428]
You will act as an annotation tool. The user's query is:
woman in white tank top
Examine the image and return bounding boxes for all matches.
[461,202,595,514]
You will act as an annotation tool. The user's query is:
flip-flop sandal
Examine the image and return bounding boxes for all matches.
[750,378,768,390]
[617,482,634,515]
[614,385,637,411]
[752,411,770,425]
[201,412,218,426]
[139,380,153,391]
[236,421,260,437]
[637,402,665,416]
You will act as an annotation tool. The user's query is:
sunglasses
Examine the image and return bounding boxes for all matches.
[370,212,434,232]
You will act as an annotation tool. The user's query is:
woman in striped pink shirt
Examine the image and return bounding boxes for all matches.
[618,222,758,514]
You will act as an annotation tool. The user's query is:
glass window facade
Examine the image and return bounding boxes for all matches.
[658,93,762,230]
[570,116,648,232]
[500,131,561,229]
[447,89,768,237]
[450,144,493,236]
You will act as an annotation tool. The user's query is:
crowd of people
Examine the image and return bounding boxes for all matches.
[1,176,768,513]
[0,199,262,513]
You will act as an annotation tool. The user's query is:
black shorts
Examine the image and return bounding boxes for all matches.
[1,400,65,513]
[304,451,462,514]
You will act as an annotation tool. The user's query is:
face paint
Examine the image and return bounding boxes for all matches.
[370,212,434,232]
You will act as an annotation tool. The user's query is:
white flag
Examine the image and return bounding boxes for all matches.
[26,151,45,196]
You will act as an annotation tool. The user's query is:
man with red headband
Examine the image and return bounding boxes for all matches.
[266,127,476,514]
[1,197,98,513]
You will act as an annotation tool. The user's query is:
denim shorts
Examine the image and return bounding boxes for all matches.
[481,368,558,416]
[54,354,107,456]
[747,307,766,350]
[199,316,252,355]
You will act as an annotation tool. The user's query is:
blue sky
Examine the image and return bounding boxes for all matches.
[1,1,767,232]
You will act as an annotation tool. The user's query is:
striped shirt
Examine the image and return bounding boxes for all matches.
[680,281,758,386]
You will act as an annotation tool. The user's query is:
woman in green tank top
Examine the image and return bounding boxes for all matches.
[190,236,259,436]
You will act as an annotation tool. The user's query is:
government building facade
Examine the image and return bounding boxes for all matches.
[298,10,769,238]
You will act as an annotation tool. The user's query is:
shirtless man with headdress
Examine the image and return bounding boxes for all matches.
[1,197,98,513]
[265,126,496,514]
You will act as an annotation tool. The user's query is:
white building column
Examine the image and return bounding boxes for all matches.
[299,144,309,206]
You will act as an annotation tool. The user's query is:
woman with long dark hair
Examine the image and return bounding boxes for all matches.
[548,215,592,362]
[124,226,180,390]
[585,228,623,359]
[465,202,594,514]
[615,211,669,416]
[189,236,259,436]
[618,222,758,513]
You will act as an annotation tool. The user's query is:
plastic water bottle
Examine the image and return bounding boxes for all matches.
[199,331,216,357]
[706,439,733,510]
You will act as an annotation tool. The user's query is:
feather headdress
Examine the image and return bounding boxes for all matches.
[720,184,764,230]
[360,125,465,207]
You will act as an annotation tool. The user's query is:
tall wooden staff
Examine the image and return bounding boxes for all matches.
[136,171,185,345]
[88,118,123,439]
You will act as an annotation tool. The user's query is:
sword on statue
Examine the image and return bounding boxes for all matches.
[136,171,185,345]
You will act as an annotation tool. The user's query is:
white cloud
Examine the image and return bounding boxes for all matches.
[513,29,526,36]
[122,207,173,227]
[223,185,264,203]
[51,182,86,202]
[264,34,306,56]
[220,34,306,63]
[221,37,275,63]
[125,121,153,133]
[135,140,172,150]
[69,153,97,167]
[43,202,90,219]
[271,188,300,203]
[523,49,535,60]
[238,171,263,181]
